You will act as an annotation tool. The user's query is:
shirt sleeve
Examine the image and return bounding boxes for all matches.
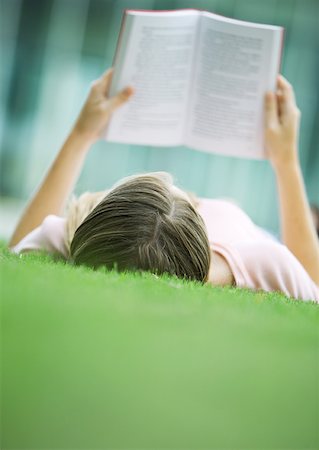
[10,215,68,259]
[234,241,319,303]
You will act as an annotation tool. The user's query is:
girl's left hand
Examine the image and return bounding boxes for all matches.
[73,68,134,143]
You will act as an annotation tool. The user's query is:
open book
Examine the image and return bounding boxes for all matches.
[105,9,284,159]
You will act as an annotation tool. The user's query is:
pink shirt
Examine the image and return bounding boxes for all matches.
[12,199,319,303]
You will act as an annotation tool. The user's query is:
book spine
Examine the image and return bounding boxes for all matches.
[111,10,128,67]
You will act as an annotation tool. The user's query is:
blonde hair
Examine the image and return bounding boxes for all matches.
[65,190,108,253]
[66,173,209,281]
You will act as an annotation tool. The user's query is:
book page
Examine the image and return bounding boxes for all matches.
[186,13,283,158]
[106,11,200,146]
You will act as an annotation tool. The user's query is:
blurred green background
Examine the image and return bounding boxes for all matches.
[1,0,318,236]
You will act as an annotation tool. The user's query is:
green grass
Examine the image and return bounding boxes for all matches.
[1,246,318,449]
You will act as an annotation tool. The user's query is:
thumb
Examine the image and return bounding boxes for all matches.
[107,86,134,112]
[264,91,279,128]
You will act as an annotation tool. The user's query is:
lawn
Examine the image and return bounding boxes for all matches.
[1,246,318,449]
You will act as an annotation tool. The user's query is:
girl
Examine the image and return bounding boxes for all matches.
[9,69,319,302]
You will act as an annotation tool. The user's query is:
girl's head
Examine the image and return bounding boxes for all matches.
[68,172,211,282]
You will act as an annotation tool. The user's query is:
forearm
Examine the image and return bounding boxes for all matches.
[9,131,92,247]
[275,159,319,285]
[9,68,133,248]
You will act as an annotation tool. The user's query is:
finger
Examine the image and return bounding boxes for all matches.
[276,91,285,120]
[90,68,114,97]
[107,86,134,111]
[277,74,296,111]
[264,91,279,128]
[99,67,114,95]
[277,74,292,93]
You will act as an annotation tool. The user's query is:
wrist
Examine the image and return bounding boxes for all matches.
[273,157,301,179]
[68,128,96,152]
[271,148,299,173]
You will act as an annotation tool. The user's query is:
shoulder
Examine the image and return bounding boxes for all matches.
[41,214,66,234]
[235,240,319,302]
[11,215,68,258]
[197,198,265,244]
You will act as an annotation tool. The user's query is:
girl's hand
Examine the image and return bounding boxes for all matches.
[73,68,134,143]
[264,75,301,171]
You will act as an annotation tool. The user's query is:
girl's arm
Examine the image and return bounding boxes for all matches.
[9,69,133,247]
[264,75,319,285]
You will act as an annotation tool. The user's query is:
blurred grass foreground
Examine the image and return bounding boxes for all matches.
[1,247,319,448]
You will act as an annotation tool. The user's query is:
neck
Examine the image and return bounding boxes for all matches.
[208,250,235,287]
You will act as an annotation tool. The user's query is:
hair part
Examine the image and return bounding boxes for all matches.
[69,174,211,282]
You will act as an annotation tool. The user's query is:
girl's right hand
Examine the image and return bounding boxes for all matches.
[264,75,301,171]
[73,68,134,144]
